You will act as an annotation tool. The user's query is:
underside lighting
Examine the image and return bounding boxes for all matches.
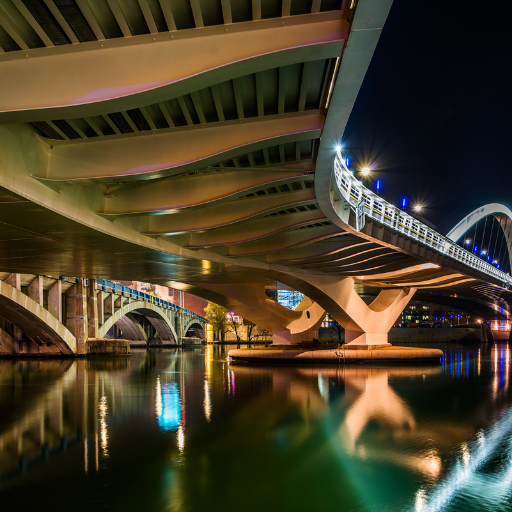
[421,263,440,269]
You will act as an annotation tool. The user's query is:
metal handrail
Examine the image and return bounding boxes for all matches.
[333,150,512,288]
[95,279,207,322]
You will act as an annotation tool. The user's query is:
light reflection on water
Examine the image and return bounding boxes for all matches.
[0,344,511,512]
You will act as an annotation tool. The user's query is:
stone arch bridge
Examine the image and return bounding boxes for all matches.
[0,274,205,356]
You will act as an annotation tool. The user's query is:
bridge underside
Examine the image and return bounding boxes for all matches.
[0,0,510,347]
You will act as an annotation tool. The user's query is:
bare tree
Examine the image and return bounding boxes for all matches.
[246,320,271,346]
[226,314,242,345]
[330,317,344,343]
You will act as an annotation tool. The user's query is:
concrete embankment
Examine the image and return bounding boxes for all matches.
[228,345,443,364]
[319,326,494,344]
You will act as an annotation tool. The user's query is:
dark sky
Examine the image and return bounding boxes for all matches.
[344,0,512,234]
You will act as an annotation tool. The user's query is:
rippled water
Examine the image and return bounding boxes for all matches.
[0,343,511,512]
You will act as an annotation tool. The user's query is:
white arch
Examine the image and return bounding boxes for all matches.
[99,301,178,342]
[447,203,512,270]
[447,203,512,241]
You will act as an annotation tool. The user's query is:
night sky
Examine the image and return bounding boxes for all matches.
[344,0,512,235]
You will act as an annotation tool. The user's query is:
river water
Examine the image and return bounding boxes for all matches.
[0,343,511,512]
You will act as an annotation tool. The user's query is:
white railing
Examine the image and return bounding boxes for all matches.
[333,150,512,288]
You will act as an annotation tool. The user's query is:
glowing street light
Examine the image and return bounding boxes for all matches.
[414,204,422,212]
[361,167,371,176]
[465,239,471,245]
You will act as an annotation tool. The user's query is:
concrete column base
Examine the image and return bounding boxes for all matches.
[345,330,389,347]
[344,343,391,351]
[86,338,130,355]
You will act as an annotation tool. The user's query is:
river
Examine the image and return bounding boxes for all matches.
[0,343,510,512]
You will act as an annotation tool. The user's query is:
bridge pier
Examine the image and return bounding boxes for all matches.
[293,275,417,348]
[194,281,325,345]
[65,281,88,356]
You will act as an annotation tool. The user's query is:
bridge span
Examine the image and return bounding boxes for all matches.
[0,274,205,356]
[0,0,510,348]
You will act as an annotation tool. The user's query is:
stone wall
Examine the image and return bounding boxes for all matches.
[319,326,493,344]
[223,325,272,342]
[86,338,130,355]
[388,326,491,344]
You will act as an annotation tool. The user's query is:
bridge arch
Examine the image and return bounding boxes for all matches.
[99,300,177,344]
[0,280,76,355]
[183,318,206,338]
[447,203,512,270]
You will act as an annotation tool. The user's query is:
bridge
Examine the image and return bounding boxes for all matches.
[0,0,510,350]
[0,274,205,356]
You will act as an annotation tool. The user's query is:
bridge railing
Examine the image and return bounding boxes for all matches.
[95,279,207,322]
[333,151,512,288]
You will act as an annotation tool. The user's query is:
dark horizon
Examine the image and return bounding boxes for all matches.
[345,0,512,235]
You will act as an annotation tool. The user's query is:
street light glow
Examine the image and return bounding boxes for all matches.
[414,204,422,212]
[465,239,471,245]
[361,167,371,176]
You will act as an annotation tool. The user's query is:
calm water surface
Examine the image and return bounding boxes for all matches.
[0,343,511,512]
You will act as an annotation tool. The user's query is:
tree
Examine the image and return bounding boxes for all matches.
[330,316,344,343]
[204,302,227,341]
[226,313,242,345]
[246,320,271,346]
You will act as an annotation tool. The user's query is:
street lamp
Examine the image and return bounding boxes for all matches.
[361,167,371,176]
[414,204,422,213]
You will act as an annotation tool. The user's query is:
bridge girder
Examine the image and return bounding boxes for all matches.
[0,13,347,122]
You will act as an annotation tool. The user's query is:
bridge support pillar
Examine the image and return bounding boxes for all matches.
[27,276,43,305]
[48,280,62,322]
[285,275,416,348]
[194,281,325,345]
[87,279,99,339]
[65,280,88,355]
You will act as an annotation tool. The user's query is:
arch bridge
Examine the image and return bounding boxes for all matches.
[0,274,205,356]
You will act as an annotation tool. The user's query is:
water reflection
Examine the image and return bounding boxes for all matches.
[0,344,511,512]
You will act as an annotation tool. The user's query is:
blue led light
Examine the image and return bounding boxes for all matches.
[401,197,407,208]
[474,246,478,252]
[376,179,381,191]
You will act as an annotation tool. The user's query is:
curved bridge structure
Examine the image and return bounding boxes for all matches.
[0,0,510,349]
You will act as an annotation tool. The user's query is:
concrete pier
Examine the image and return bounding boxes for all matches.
[228,345,443,364]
